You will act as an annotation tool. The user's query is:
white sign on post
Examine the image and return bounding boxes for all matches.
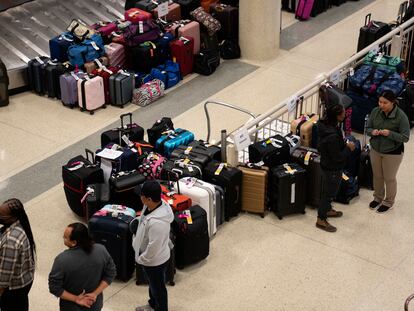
[233,127,251,152]
[330,70,340,85]
[157,1,169,17]
[286,96,297,118]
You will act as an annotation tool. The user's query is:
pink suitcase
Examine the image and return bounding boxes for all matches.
[152,2,182,22]
[295,0,314,21]
[167,20,200,54]
[125,8,153,23]
[105,43,126,68]
[77,76,106,114]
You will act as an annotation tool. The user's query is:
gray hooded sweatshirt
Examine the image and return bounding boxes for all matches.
[132,200,174,267]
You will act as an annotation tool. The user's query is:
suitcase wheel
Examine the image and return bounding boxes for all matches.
[261,213,265,218]
[89,111,94,115]
[277,215,283,220]
[103,105,107,109]
[301,210,306,214]
[80,108,85,112]
[168,280,175,286]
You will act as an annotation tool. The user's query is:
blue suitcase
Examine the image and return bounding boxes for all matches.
[96,143,139,173]
[155,128,195,157]
[49,32,75,63]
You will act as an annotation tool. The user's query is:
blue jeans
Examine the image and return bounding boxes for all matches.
[142,261,168,311]
[319,170,342,220]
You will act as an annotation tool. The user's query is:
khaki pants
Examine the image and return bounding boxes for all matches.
[370,148,403,207]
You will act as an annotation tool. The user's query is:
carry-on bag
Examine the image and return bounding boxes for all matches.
[167,20,200,54]
[91,21,119,40]
[67,34,105,67]
[358,115,374,189]
[171,140,221,163]
[161,184,192,212]
[170,36,194,76]
[155,32,175,64]
[105,43,126,68]
[147,117,175,146]
[291,147,322,208]
[334,171,359,204]
[109,70,135,108]
[270,163,306,219]
[67,19,96,41]
[132,79,165,107]
[84,57,109,75]
[152,1,182,21]
[194,48,220,75]
[44,61,68,99]
[77,76,106,114]
[172,205,209,268]
[60,71,87,108]
[344,135,361,178]
[96,143,140,174]
[210,3,238,41]
[203,161,242,221]
[169,147,211,167]
[49,32,75,63]
[238,165,268,218]
[190,7,221,35]
[200,31,219,53]
[150,60,182,89]
[248,134,290,168]
[28,56,49,95]
[85,183,110,221]
[110,170,146,211]
[173,0,201,19]
[132,140,154,162]
[357,14,392,52]
[125,8,153,23]
[131,41,161,73]
[155,128,195,157]
[398,81,414,128]
[219,39,240,59]
[0,58,9,107]
[101,113,144,148]
[62,149,104,217]
[92,66,120,105]
[295,0,314,21]
[201,0,219,12]
[161,159,203,180]
[124,21,161,47]
[88,205,136,281]
[291,114,319,147]
[137,152,167,179]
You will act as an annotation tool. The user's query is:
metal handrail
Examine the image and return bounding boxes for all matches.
[204,100,258,143]
[405,293,414,310]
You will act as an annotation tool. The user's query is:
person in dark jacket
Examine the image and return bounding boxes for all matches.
[317,104,355,232]
[48,223,116,311]
[367,90,410,213]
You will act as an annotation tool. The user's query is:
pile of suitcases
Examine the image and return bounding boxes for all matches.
[26,0,240,114]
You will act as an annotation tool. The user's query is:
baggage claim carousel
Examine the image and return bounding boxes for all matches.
[0,0,125,89]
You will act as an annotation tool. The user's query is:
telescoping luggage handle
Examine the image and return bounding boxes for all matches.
[363,114,369,147]
[405,293,414,311]
[120,112,133,129]
[85,148,96,164]
[364,13,372,26]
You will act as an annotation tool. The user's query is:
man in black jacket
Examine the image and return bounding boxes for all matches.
[317,104,355,232]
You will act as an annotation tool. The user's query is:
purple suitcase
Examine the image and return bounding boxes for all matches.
[60,71,87,108]
[295,0,314,21]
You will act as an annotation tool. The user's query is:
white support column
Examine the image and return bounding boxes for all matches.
[239,0,281,61]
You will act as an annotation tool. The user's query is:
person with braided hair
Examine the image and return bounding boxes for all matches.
[0,198,36,311]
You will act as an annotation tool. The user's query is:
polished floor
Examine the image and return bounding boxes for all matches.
[1,0,414,310]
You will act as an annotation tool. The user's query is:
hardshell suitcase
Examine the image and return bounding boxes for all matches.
[172,205,209,268]
[238,165,268,218]
[78,76,106,114]
[147,117,175,146]
[101,113,145,148]
[291,147,322,208]
[170,36,194,76]
[88,205,136,281]
[270,163,306,219]
[110,170,145,211]
[109,71,135,108]
[168,20,200,54]
[155,128,195,157]
[248,134,290,168]
[295,0,314,21]
[173,0,201,19]
[290,114,319,147]
[44,62,68,99]
[85,183,110,221]
[210,3,239,41]
[105,43,126,68]
[125,8,153,23]
[60,71,87,108]
[357,14,392,52]
[161,184,192,212]
[203,161,242,221]
[92,66,120,105]
[62,149,104,217]
[28,56,49,95]
[174,177,217,237]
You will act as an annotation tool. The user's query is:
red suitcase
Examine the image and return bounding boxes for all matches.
[92,66,120,105]
[170,36,194,76]
[161,185,192,212]
[167,20,200,54]
[125,8,153,23]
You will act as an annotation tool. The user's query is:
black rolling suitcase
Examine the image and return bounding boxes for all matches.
[85,183,110,221]
[110,170,145,211]
[291,147,322,208]
[101,113,144,148]
[210,3,239,42]
[358,115,374,189]
[161,159,203,180]
[282,0,296,12]
[203,161,242,221]
[344,135,361,178]
[170,148,211,167]
[248,134,290,168]
[28,56,50,95]
[187,140,221,161]
[147,117,174,146]
[173,0,201,19]
[44,61,68,99]
[398,82,414,128]
[0,58,9,107]
[270,163,306,219]
[62,149,104,217]
[357,14,392,52]
[88,205,136,282]
[172,205,209,268]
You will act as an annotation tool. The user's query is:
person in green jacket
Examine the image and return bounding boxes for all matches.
[367,90,410,213]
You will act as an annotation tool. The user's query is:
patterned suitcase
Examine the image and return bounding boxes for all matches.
[170,36,194,76]
[77,76,106,114]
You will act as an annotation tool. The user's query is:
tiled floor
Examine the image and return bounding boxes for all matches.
[2,0,414,310]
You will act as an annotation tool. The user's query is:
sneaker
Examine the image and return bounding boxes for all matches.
[376,205,393,214]
[369,200,381,210]
[136,305,154,311]
[326,209,343,218]
[316,218,337,232]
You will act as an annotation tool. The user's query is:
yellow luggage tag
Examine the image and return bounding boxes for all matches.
[215,163,226,175]
[183,158,190,165]
[342,173,349,181]
[283,164,297,175]
[185,210,193,224]
[184,146,193,155]
[304,151,312,166]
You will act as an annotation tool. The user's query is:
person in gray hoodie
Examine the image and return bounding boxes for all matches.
[132,180,174,311]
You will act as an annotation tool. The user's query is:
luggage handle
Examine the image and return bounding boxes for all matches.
[364,13,372,26]
[295,96,305,119]
[85,149,95,164]
[120,113,133,130]
[363,114,369,147]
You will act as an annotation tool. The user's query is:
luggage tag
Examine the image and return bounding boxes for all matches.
[349,68,355,76]
[139,21,144,34]
[90,41,100,51]
[283,164,297,175]
[85,75,91,81]
[304,151,312,166]
[80,186,95,203]
[122,135,135,149]
[374,53,384,63]
[185,210,192,224]
[184,146,193,155]
[111,31,121,37]
[70,72,80,81]
[67,161,84,171]
[342,173,350,181]
[35,56,44,65]
[119,70,131,77]
[215,163,227,175]
[185,177,197,188]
